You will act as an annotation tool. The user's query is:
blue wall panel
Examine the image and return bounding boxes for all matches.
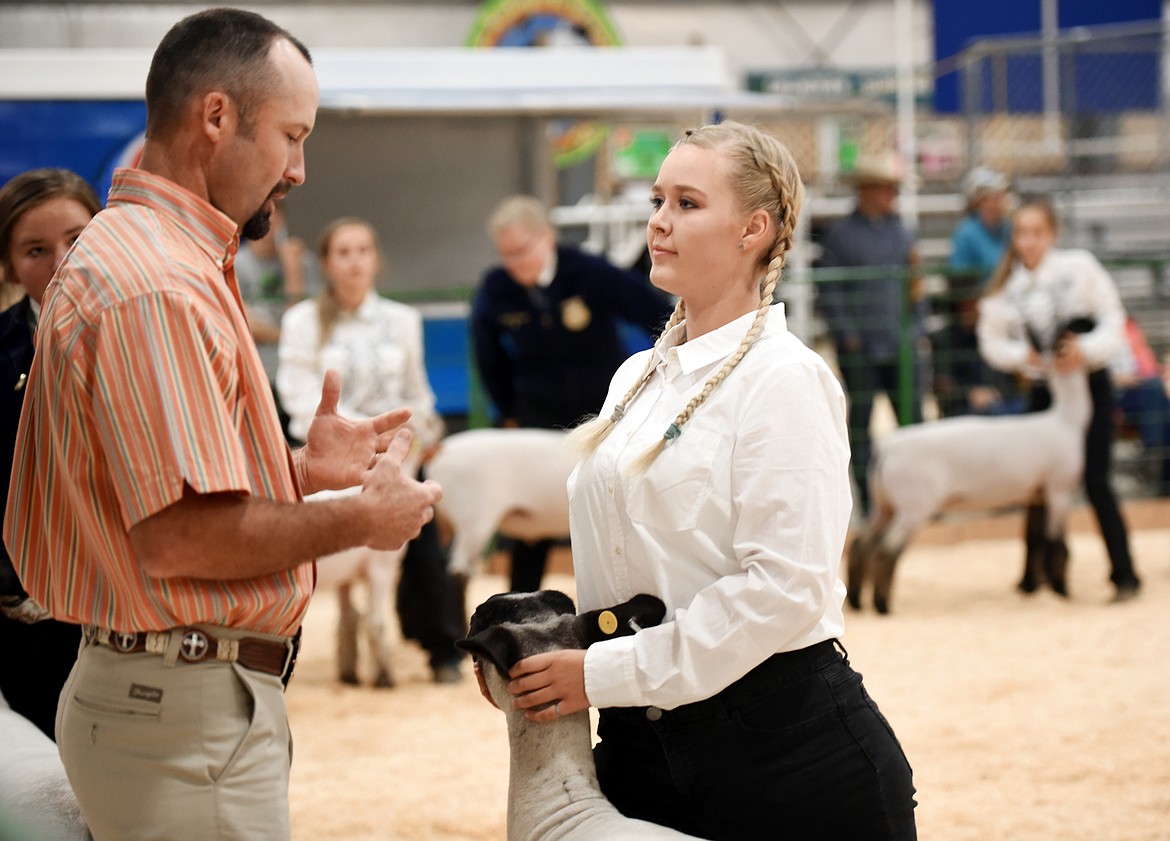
[933,0,1161,113]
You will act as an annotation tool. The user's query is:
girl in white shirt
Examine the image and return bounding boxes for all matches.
[277,217,441,450]
[977,197,1142,601]
[277,218,464,682]
[497,122,917,839]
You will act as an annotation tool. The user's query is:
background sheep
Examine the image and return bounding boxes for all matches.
[308,439,425,687]
[0,689,92,841]
[456,590,701,841]
[426,428,575,579]
[311,521,405,687]
[848,365,1092,613]
[310,428,574,687]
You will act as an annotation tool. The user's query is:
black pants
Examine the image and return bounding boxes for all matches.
[838,353,922,516]
[506,537,554,593]
[396,473,467,670]
[1028,370,1141,589]
[595,641,917,841]
[0,613,80,740]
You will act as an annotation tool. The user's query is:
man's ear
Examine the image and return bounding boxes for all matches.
[200,91,234,141]
[575,594,667,646]
[456,626,522,677]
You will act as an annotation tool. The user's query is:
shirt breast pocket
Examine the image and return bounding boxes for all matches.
[374,344,407,379]
[626,428,722,532]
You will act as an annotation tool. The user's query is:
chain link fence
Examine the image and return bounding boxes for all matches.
[782,22,1170,501]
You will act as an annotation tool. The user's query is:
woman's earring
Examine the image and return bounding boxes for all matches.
[737,242,745,252]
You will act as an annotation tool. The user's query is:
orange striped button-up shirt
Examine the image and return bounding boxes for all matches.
[3,168,313,636]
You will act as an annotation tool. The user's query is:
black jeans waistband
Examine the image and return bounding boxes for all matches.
[603,638,846,725]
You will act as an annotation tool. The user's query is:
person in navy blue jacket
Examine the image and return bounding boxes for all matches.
[0,168,100,739]
[472,195,673,591]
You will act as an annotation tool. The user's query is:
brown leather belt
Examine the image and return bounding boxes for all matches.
[83,625,300,686]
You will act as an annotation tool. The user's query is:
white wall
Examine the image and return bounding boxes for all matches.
[0,2,934,81]
[0,1,933,297]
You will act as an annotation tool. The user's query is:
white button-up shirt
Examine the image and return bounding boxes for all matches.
[977,248,1125,378]
[572,304,851,711]
[277,291,439,445]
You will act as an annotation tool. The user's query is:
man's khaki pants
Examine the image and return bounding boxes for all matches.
[58,636,292,841]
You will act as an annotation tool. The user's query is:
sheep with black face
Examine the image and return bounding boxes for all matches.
[458,591,702,841]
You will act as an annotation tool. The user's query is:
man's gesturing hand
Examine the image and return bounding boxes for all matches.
[360,427,443,551]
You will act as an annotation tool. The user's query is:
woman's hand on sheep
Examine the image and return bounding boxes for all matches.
[507,650,589,723]
[297,368,414,494]
[1053,333,1085,373]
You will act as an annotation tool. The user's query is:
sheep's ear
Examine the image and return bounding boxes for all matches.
[575,594,668,646]
[456,626,522,677]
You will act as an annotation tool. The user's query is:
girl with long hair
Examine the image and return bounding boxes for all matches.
[480,122,917,840]
[978,197,1142,601]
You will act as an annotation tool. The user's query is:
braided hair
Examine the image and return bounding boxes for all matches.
[567,121,805,471]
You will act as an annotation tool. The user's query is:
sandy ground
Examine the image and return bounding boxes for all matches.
[286,501,1170,841]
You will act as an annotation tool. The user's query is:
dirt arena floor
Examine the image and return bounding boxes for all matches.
[286,499,1169,841]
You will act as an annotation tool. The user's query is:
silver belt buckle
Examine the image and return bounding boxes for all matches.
[280,630,301,686]
[112,631,139,652]
[179,629,211,662]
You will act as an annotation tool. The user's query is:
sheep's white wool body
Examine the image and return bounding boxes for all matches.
[481,667,702,841]
[427,428,574,578]
[849,365,1093,612]
[0,691,92,841]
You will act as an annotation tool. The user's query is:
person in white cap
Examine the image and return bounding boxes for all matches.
[816,149,923,516]
[932,166,1024,417]
[951,166,1012,281]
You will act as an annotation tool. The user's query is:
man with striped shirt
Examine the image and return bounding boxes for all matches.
[3,9,441,840]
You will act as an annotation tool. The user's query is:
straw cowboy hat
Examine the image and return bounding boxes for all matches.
[845,149,908,187]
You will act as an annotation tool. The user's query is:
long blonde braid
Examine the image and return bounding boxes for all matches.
[566,298,687,454]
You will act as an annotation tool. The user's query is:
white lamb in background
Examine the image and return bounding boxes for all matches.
[847,364,1092,614]
[310,428,574,687]
[311,517,405,687]
[426,428,575,579]
[0,690,92,841]
[308,442,424,688]
[457,590,701,841]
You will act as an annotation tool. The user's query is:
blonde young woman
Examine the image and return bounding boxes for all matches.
[977,197,1142,602]
[486,123,917,839]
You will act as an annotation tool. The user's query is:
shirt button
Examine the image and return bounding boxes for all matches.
[614,547,622,556]
[607,484,613,494]
[646,706,663,722]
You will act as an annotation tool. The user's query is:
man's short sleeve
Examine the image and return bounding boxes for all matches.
[92,290,252,528]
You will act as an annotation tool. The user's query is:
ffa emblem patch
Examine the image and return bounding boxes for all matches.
[561,296,591,331]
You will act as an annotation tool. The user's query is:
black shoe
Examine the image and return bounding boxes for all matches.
[432,663,463,685]
[1110,584,1140,604]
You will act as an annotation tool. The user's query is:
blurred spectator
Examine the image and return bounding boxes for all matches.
[471,195,673,591]
[934,166,1025,417]
[235,203,320,381]
[278,217,464,683]
[977,196,1142,601]
[816,150,923,516]
[0,168,98,739]
[1110,315,1170,496]
[951,167,1012,278]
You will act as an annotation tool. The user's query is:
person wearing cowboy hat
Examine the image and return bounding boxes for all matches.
[932,165,1025,418]
[816,149,924,517]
